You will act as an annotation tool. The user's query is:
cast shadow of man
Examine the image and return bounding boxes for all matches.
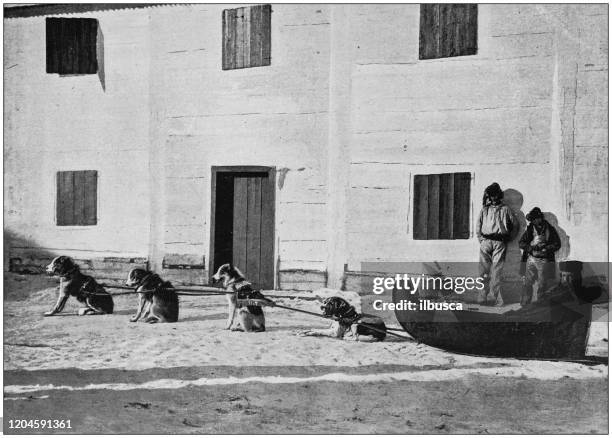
[502,189,527,284]
[542,212,571,261]
[501,190,571,303]
[503,189,571,272]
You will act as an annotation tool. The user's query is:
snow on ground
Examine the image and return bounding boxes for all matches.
[3,273,608,381]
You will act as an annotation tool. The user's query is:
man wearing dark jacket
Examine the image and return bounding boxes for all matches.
[519,207,561,305]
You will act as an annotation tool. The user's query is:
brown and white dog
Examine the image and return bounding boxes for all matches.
[211,263,271,332]
[44,256,114,316]
[125,269,179,323]
[300,296,387,342]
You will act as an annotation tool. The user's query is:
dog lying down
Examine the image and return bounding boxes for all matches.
[125,269,179,323]
[299,296,387,342]
[211,263,273,332]
[44,256,114,316]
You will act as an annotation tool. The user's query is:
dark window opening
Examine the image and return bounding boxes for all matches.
[222,4,271,70]
[46,17,98,74]
[56,170,98,226]
[419,4,477,60]
[413,172,471,240]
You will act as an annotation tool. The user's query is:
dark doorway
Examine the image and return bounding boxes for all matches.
[210,166,275,290]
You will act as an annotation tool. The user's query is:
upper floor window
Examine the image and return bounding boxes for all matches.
[419,4,477,60]
[46,17,98,74]
[413,172,471,240]
[222,4,271,70]
[56,170,98,226]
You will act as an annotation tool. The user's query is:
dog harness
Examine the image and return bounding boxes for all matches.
[232,280,253,298]
[137,273,175,300]
[329,301,386,341]
[229,279,267,315]
[332,304,360,326]
[136,273,163,292]
[59,273,99,301]
[79,277,104,298]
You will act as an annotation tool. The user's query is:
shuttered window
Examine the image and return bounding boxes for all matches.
[413,172,471,240]
[419,4,477,60]
[222,4,271,70]
[46,17,98,74]
[56,170,98,226]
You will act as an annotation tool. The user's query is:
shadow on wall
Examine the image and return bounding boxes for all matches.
[501,191,608,304]
[97,24,105,91]
[4,229,57,274]
[4,230,148,284]
[542,212,571,261]
[503,189,571,274]
[502,188,526,282]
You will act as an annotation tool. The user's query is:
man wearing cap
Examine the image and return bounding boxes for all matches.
[555,260,583,299]
[540,260,598,304]
[519,207,561,305]
[476,182,515,306]
[546,260,601,304]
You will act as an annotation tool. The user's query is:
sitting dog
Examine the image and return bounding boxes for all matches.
[125,268,179,323]
[300,296,387,341]
[44,256,114,316]
[211,263,271,332]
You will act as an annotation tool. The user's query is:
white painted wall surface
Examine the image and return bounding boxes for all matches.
[146,4,331,274]
[342,4,608,274]
[4,4,607,285]
[4,10,152,259]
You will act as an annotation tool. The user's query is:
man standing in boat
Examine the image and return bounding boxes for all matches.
[476,182,515,306]
[519,207,561,305]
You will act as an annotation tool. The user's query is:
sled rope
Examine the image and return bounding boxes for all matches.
[101,285,322,301]
[82,284,411,340]
[268,303,412,340]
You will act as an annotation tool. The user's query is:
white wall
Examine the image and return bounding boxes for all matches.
[146,4,332,277]
[4,10,152,259]
[4,4,607,286]
[342,4,608,276]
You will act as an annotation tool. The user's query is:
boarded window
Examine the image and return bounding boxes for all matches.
[56,170,98,226]
[419,4,477,60]
[413,172,471,240]
[46,17,98,74]
[222,4,271,70]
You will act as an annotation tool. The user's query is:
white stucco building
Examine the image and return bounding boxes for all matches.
[4,4,608,300]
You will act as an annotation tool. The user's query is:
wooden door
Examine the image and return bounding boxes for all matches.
[210,167,275,290]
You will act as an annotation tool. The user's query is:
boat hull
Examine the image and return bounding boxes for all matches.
[393,290,592,359]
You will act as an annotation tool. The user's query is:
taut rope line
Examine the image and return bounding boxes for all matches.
[71,284,411,340]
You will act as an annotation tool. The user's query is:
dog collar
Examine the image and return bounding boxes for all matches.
[58,266,78,278]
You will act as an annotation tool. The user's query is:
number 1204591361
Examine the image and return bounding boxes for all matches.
[8,419,72,429]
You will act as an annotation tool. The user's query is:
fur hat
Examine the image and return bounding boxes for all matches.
[484,182,503,198]
[526,207,544,221]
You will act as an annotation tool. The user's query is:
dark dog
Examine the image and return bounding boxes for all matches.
[300,296,387,341]
[125,269,179,323]
[44,256,114,316]
[211,263,270,332]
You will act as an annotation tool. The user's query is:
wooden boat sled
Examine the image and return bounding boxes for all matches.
[393,287,598,360]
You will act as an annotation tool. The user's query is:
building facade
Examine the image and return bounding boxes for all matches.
[4,4,608,297]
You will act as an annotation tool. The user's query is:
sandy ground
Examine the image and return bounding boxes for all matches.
[3,273,609,434]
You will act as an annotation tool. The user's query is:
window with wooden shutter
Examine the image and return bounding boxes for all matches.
[222,4,271,70]
[46,17,98,74]
[56,170,98,226]
[419,4,477,60]
[413,172,471,240]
